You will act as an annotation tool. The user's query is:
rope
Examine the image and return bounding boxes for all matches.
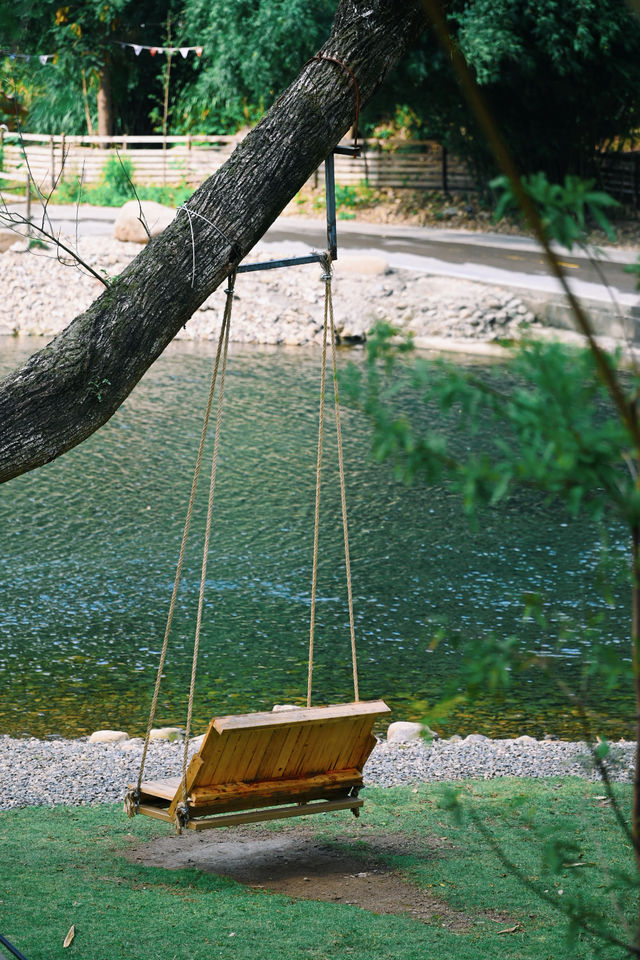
[327,272,359,702]
[307,254,360,706]
[131,272,235,810]
[179,271,235,814]
[307,257,331,707]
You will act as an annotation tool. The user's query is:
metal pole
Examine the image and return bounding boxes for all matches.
[325,151,337,261]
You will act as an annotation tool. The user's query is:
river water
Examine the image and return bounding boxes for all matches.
[0,339,632,740]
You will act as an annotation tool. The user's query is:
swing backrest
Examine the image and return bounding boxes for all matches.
[167,700,390,818]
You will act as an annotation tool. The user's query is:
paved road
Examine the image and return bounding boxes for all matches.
[263,217,640,308]
[5,202,639,308]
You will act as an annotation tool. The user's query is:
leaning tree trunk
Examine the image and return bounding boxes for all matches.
[0,0,424,484]
[96,63,113,141]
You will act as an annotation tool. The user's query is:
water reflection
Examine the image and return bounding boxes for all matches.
[0,339,633,739]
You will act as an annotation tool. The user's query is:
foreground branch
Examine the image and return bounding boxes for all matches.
[0,0,424,484]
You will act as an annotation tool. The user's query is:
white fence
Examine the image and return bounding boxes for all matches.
[0,131,477,194]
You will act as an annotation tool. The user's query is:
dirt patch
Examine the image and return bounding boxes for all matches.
[126,825,512,931]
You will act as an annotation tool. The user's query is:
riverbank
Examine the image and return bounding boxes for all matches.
[0,733,633,811]
[0,233,542,347]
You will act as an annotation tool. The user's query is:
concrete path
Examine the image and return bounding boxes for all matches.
[4,201,639,322]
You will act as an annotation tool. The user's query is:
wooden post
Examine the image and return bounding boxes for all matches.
[441,144,448,196]
[60,131,66,183]
[122,134,128,151]
[186,133,192,180]
[50,135,55,192]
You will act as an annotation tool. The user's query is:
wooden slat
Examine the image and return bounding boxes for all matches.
[187,797,363,831]
[237,729,273,782]
[189,769,361,810]
[213,700,389,733]
[207,728,255,784]
[136,803,173,823]
[330,715,372,772]
[283,720,326,778]
[268,722,308,779]
[137,777,181,801]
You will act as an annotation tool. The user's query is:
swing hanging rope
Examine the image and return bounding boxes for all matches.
[307,253,359,707]
[131,270,236,809]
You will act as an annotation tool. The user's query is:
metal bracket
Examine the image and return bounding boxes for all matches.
[236,145,360,275]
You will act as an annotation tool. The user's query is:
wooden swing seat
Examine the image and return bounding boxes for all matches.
[131,700,390,831]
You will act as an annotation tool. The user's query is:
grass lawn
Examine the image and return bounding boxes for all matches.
[0,779,634,960]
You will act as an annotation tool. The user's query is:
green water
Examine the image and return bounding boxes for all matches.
[0,339,633,740]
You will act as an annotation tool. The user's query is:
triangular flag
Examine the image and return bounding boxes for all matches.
[156,47,165,54]
[195,46,203,57]
[133,44,142,56]
[149,47,157,56]
[179,47,189,58]
[39,55,48,64]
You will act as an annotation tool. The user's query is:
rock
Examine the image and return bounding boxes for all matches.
[0,230,20,253]
[88,730,129,743]
[441,206,459,218]
[514,735,538,746]
[190,734,205,751]
[149,726,184,741]
[333,255,389,276]
[463,733,489,743]
[387,721,437,743]
[272,704,299,712]
[113,200,175,244]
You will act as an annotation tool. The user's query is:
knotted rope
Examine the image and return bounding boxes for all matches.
[307,254,359,706]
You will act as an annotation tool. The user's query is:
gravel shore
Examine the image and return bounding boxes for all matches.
[0,234,539,347]
[0,733,633,811]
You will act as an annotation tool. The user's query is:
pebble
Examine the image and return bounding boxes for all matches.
[0,733,633,811]
[0,235,541,348]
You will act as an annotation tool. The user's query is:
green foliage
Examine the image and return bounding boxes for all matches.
[53,153,192,207]
[371,0,640,184]
[172,0,336,134]
[492,172,620,246]
[344,328,639,525]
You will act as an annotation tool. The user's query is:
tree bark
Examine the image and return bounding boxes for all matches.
[96,64,113,142]
[0,0,424,484]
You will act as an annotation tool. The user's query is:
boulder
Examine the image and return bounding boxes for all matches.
[387,721,437,743]
[113,200,175,244]
[150,726,184,741]
[89,729,129,743]
[333,255,389,277]
[0,229,19,253]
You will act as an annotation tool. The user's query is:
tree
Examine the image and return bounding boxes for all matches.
[172,0,337,133]
[363,0,640,184]
[1,0,182,136]
[0,0,425,484]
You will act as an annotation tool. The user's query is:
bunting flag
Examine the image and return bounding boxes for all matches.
[120,42,203,58]
[0,50,54,63]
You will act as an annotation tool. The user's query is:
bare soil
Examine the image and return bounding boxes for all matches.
[125,823,515,931]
